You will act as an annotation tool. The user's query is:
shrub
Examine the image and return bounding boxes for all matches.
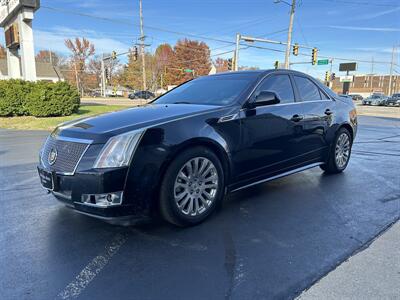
[0,80,80,117]
[0,79,34,116]
[25,81,80,117]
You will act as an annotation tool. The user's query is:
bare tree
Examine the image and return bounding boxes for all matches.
[64,38,95,94]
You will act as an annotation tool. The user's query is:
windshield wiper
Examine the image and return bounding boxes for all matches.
[173,101,192,104]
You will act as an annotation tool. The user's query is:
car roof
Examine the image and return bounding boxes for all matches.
[207,69,316,78]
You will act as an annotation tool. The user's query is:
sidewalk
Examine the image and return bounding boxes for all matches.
[298,221,400,300]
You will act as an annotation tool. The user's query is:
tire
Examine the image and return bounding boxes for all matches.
[320,127,353,174]
[159,146,225,227]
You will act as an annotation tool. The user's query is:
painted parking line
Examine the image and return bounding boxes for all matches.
[56,233,129,299]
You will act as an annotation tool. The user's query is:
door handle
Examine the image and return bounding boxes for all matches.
[325,109,333,116]
[291,114,304,122]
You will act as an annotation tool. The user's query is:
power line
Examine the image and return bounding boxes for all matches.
[41,5,235,45]
[305,0,399,7]
[41,5,395,68]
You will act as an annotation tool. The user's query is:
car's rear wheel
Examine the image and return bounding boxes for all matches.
[320,127,352,174]
[159,146,225,227]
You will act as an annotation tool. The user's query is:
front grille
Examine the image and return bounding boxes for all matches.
[41,137,89,174]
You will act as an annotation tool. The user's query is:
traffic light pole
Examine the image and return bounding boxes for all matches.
[234,34,312,70]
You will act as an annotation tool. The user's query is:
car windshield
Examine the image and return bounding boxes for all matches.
[154,75,255,106]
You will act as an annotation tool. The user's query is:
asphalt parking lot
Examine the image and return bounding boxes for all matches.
[1,116,399,300]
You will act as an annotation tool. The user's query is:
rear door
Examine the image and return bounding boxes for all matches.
[292,75,335,161]
[235,73,307,183]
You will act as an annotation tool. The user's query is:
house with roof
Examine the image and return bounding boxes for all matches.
[0,58,64,82]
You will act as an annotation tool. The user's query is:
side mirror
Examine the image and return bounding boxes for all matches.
[253,91,281,107]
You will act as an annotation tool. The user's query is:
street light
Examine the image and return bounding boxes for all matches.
[274,0,296,69]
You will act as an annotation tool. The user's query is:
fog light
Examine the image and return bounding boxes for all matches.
[81,191,123,207]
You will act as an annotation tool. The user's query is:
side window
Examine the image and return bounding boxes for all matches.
[294,76,322,101]
[319,90,330,100]
[256,75,295,104]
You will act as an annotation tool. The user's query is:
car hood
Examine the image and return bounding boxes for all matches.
[54,103,223,143]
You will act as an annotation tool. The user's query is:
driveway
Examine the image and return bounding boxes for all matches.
[0,116,399,300]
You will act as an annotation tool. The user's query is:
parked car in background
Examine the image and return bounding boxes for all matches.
[362,93,388,106]
[386,93,400,106]
[37,70,357,226]
[129,91,155,100]
[349,94,363,101]
[338,94,353,101]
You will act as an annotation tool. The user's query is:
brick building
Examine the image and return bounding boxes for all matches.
[331,74,399,97]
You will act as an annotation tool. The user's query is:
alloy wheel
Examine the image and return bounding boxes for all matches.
[335,133,350,168]
[174,157,219,216]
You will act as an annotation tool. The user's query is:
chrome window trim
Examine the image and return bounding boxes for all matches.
[240,99,330,110]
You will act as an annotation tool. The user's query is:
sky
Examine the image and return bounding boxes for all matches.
[2,0,399,79]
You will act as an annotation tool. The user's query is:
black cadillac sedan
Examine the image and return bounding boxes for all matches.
[38,70,357,226]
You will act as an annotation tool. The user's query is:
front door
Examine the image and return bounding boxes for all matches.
[234,73,306,184]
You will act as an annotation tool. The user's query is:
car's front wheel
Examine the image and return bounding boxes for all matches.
[159,146,225,227]
[320,127,352,174]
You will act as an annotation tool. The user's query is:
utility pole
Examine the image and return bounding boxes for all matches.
[370,57,374,93]
[388,45,396,96]
[101,57,106,97]
[284,0,296,69]
[329,58,333,88]
[234,33,241,71]
[139,0,147,91]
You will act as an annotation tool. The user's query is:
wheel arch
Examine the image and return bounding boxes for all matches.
[149,137,231,215]
[162,137,231,186]
[338,122,354,142]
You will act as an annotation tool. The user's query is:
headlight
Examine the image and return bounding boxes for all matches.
[93,129,145,168]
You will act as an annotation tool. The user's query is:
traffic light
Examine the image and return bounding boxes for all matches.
[331,73,336,81]
[227,58,233,70]
[105,68,111,81]
[111,51,117,60]
[132,46,138,61]
[311,48,318,65]
[274,61,279,69]
[292,43,299,56]
[325,71,330,82]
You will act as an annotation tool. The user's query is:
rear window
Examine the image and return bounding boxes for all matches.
[294,76,322,101]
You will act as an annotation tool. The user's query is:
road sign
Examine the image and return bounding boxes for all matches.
[339,62,357,72]
[184,69,193,73]
[317,59,329,65]
[340,75,354,83]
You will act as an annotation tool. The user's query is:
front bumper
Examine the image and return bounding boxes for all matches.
[37,165,149,224]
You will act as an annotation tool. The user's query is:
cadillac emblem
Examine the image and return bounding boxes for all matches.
[48,148,58,165]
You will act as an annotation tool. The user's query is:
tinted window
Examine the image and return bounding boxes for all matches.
[256,75,294,104]
[320,90,330,100]
[294,76,322,101]
[155,75,254,106]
